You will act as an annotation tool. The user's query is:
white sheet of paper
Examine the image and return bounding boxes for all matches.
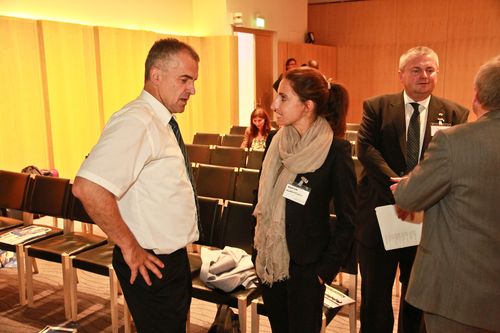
[375,205,422,251]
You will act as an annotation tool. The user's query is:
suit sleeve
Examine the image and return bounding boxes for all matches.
[357,100,400,183]
[317,139,357,284]
[394,130,451,211]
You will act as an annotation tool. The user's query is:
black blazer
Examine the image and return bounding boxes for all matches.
[263,134,357,284]
[355,92,469,248]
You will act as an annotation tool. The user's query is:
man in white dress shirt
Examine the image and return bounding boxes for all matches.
[73,38,200,333]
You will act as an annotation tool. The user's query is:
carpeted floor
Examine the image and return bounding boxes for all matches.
[0,255,400,332]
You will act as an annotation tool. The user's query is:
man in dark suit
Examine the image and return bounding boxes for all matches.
[355,46,469,333]
[392,55,500,333]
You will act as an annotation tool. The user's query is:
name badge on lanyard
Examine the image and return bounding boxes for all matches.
[283,176,311,205]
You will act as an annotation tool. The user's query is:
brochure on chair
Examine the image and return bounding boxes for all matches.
[0,225,51,245]
[323,284,355,309]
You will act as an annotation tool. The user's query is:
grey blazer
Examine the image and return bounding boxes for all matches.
[394,110,500,331]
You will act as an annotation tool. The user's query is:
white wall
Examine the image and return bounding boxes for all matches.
[226,0,308,42]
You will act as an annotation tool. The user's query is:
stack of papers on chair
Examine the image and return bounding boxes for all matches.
[0,225,51,245]
[324,284,355,309]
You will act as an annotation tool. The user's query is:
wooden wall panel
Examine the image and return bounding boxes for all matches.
[0,17,49,172]
[277,42,337,83]
[308,0,500,123]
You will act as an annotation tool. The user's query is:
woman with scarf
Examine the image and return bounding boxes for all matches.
[253,67,357,333]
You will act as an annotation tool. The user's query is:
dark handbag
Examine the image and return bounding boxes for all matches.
[207,305,241,333]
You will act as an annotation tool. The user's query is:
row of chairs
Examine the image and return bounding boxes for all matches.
[193,132,244,147]
[187,144,265,170]
[229,123,360,135]
[0,170,129,333]
[192,196,356,333]
[194,164,259,204]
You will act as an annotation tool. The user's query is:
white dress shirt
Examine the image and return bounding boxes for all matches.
[76,90,198,254]
[403,91,430,159]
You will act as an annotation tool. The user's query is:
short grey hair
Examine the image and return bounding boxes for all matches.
[474,55,500,112]
[399,46,439,71]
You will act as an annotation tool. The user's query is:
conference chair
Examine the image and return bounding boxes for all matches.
[195,164,237,201]
[63,189,130,333]
[229,125,247,135]
[25,176,107,319]
[245,149,265,170]
[190,200,261,333]
[194,196,223,248]
[234,168,260,204]
[221,134,245,148]
[0,171,63,305]
[185,144,211,164]
[193,132,221,146]
[0,170,29,232]
[210,146,247,168]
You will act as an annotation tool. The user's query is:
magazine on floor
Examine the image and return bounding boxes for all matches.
[323,284,355,309]
[0,225,51,245]
[38,326,77,333]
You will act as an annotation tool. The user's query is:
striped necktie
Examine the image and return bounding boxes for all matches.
[169,117,203,239]
[406,102,421,172]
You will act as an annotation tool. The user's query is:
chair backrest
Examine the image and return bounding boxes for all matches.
[25,175,71,219]
[195,164,237,200]
[0,170,31,210]
[66,184,94,224]
[246,149,265,170]
[196,196,223,247]
[229,125,247,135]
[220,134,244,148]
[217,200,255,254]
[234,168,260,204]
[193,132,221,145]
[210,146,247,168]
[186,143,211,164]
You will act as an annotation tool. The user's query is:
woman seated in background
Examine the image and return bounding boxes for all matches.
[253,67,357,333]
[241,106,272,150]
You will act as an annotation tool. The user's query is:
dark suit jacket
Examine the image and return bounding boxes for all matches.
[355,92,469,248]
[263,135,357,284]
[394,110,500,331]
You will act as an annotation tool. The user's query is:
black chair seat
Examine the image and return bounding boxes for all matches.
[27,232,106,262]
[71,242,115,276]
[0,216,24,232]
[191,274,262,308]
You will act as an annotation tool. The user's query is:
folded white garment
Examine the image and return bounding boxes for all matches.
[200,246,258,292]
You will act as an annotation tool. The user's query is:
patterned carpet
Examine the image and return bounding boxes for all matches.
[0,254,400,332]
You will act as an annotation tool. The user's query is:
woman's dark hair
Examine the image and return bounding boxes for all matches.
[284,67,348,138]
[249,106,272,138]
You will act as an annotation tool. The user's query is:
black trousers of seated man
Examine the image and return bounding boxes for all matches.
[113,246,191,333]
[262,261,326,333]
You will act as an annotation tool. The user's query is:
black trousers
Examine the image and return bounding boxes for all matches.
[262,261,325,333]
[358,242,425,333]
[113,246,191,333]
